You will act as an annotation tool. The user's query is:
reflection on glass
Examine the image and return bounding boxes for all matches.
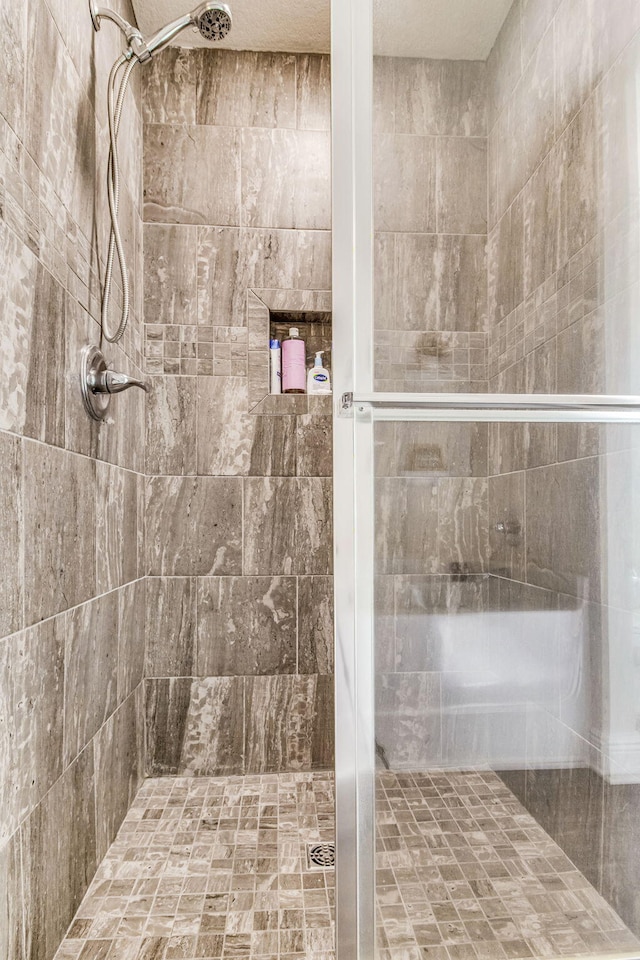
[370,0,640,951]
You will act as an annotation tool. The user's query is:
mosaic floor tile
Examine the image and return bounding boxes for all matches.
[54,770,639,960]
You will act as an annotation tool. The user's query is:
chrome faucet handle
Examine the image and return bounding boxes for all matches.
[95,370,149,395]
[81,344,148,421]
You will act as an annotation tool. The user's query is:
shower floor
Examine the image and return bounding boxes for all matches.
[53,770,638,960]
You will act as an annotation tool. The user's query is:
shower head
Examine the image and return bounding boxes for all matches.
[142,2,232,59]
[194,3,233,41]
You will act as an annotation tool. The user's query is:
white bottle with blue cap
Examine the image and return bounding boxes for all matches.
[307,351,331,395]
[269,339,282,394]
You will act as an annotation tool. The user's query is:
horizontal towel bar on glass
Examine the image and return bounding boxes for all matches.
[340,393,640,423]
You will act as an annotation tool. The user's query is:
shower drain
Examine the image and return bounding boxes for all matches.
[306,842,335,869]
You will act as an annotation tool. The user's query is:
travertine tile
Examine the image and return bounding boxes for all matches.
[145,677,245,776]
[144,224,198,326]
[0,831,24,960]
[243,478,332,576]
[298,576,334,674]
[296,53,331,131]
[117,579,145,704]
[526,457,601,601]
[22,746,97,960]
[196,576,297,676]
[0,617,64,842]
[23,441,96,625]
[241,129,331,230]
[394,234,487,332]
[296,414,332,477]
[144,124,240,225]
[437,138,487,236]
[437,477,488,575]
[375,477,439,575]
[554,0,595,132]
[142,48,197,125]
[0,432,23,636]
[94,693,140,861]
[95,462,139,593]
[63,592,119,766]
[375,673,442,768]
[145,578,196,678]
[374,134,437,233]
[488,472,525,580]
[145,376,197,476]
[393,59,487,137]
[244,675,334,772]
[197,50,297,128]
[145,476,242,576]
[0,0,26,139]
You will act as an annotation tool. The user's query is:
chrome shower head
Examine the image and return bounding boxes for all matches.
[194,3,233,41]
[138,2,232,59]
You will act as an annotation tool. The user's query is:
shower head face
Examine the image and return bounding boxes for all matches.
[194,2,232,41]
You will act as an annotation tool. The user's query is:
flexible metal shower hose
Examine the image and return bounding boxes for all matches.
[101,53,139,343]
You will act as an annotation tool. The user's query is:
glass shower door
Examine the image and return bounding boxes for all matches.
[332,0,640,958]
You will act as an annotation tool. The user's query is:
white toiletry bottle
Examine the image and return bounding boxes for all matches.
[307,351,332,395]
[269,339,281,394]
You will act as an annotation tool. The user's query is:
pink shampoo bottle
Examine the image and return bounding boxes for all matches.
[281,327,306,394]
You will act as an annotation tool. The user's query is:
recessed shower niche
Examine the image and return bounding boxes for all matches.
[247,288,333,409]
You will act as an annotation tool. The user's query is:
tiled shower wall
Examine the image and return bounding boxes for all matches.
[372,57,493,774]
[141,49,335,776]
[0,1,146,959]
[486,0,640,935]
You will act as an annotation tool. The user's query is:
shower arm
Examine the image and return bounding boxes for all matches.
[90,1,199,62]
[89,2,147,59]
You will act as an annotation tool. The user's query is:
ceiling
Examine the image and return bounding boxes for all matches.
[131,0,513,60]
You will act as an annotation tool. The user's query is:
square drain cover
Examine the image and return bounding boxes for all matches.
[306,842,335,869]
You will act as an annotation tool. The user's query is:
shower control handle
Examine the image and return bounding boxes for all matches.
[92,370,149,395]
[80,344,148,422]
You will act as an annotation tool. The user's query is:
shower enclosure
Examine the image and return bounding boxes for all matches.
[332,1,640,958]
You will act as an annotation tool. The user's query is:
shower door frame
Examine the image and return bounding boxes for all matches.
[330,2,640,958]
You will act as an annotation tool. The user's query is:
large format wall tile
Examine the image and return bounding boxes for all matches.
[298,576,335,675]
[146,577,196,677]
[394,234,487,332]
[145,677,245,776]
[437,138,487,235]
[23,262,66,448]
[95,462,139,593]
[392,58,487,137]
[526,457,601,601]
[144,224,198,325]
[297,54,331,132]
[21,746,97,960]
[23,441,96,625]
[241,129,331,230]
[146,476,242,576]
[118,579,145,704]
[195,227,331,327]
[197,50,297,128]
[0,433,23,637]
[0,832,24,960]
[144,124,240,225]
[142,48,197,125]
[376,672,442,769]
[243,478,332,576]
[244,675,334,772]
[376,477,439,575]
[437,478,488,575]
[63,592,119,766]
[146,375,197,476]
[602,779,640,935]
[374,134,436,233]
[94,692,140,862]
[197,576,296,676]
[0,618,64,842]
